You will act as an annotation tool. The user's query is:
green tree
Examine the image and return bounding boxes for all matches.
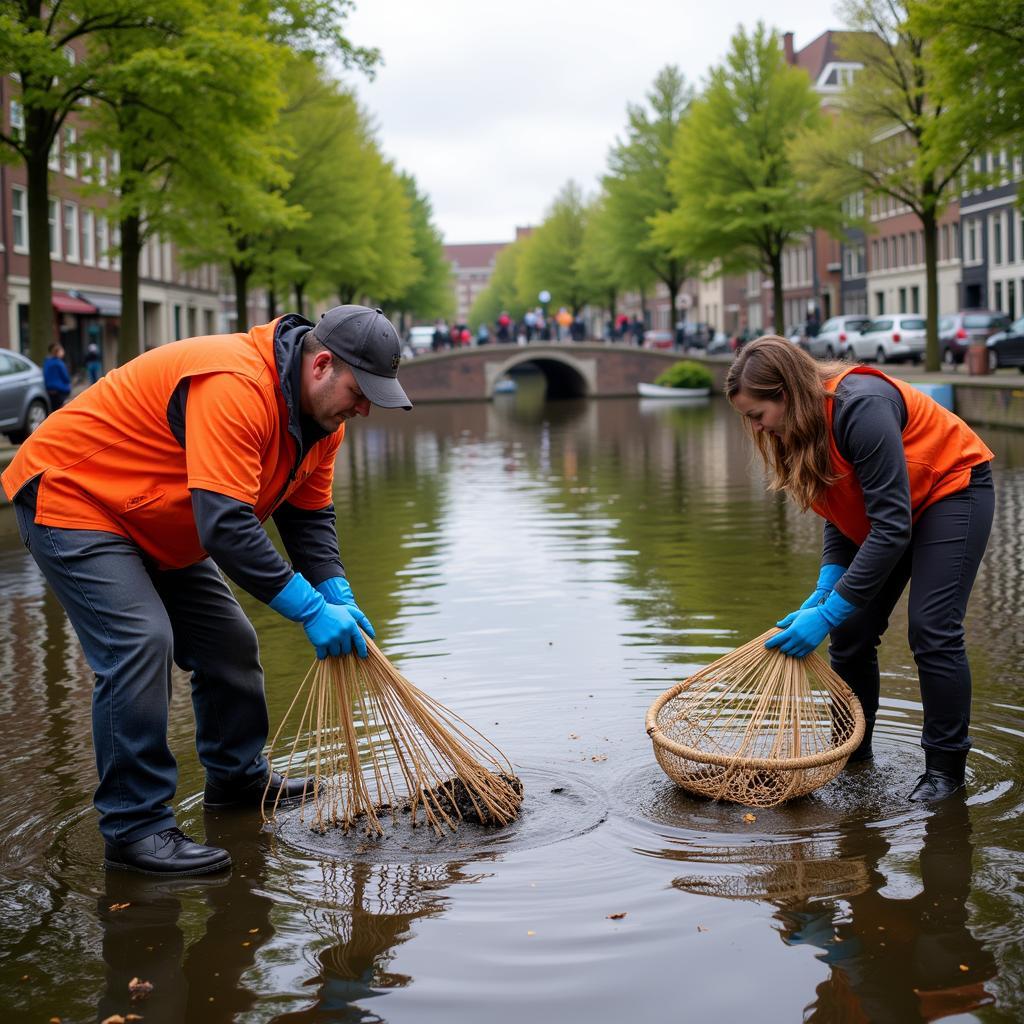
[517,180,590,315]
[604,65,697,333]
[87,1,290,361]
[0,0,180,363]
[257,58,375,317]
[333,147,419,307]
[468,239,525,329]
[385,173,453,329]
[909,0,1024,165]
[805,0,993,369]
[576,192,622,330]
[653,23,841,335]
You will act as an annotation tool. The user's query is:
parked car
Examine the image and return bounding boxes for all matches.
[848,315,927,364]
[984,316,1024,371]
[0,349,50,443]
[806,315,873,360]
[404,325,436,357]
[937,310,1011,367]
[643,329,675,350]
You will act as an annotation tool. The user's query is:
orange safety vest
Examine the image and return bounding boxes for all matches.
[1,319,343,570]
[811,366,993,544]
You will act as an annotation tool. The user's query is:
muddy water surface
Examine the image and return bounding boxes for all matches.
[2,378,1023,1023]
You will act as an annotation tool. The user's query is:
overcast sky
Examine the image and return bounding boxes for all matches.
[343,1,839,244]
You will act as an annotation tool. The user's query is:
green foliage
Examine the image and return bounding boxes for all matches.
[804,0,993,368]
[516,180,591,314]
[387,173,453,323]
[603,66,697,319]
[469,240,525,328]
[908,0,1024,167]
[576,192,622,313]
[654,360,713,390]
[653,23,843,333]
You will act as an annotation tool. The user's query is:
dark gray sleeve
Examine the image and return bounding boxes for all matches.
[192,488,293,604]
[271,501,345,586]
[821,520,857,569]
[830,379,912,607]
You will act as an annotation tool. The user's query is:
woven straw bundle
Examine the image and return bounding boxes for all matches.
[263,638,523,836]
[646,629,865,807]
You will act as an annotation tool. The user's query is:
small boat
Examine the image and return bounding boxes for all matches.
[637,382,711,398]
[493,378,517,394]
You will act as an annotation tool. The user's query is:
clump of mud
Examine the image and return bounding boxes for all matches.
[409,773,524,826]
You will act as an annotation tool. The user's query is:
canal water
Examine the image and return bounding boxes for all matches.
[2,373,1023,1023]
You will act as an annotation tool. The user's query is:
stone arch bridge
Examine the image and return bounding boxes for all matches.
[396,343,729,402]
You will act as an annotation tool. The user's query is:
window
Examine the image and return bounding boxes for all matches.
[81,209,95,265]
[11,186,27,252]
[967,220,978,263]
[953,223,961,259]
[48,198,60,258]
[994,281,1003,311]
[940,225,949,261]
[911,285,920,314]
[1010,281,1017,320]
[63,45,76,66]
[62,126,77,176]
[48,135,60,172]
[910,232,918,265]
[898,287,907,314]
[994,215,1003,265]
[112,223,121,270]
[9,100,23,140]
[98,156,107,186]
[63,201,79,262]
[97,217,109,268]
[875,292,885,315]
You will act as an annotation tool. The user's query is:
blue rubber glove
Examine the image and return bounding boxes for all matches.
[269,572,368,659]
[778,563,848,628]
[316,576,375,639]
[765,589,857,658]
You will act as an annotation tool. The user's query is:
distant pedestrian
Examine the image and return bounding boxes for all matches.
[85,340,103,385]
[632,317,645,346]
[43,342,72,410]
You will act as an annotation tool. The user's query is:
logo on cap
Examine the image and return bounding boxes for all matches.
[390,353,400,372]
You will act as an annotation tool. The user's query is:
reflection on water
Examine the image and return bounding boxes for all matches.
[1,389,1023,1022]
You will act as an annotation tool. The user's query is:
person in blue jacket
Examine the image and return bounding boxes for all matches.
[43,342,72,410]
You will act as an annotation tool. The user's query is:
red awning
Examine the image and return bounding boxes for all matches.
[52,290,97,315]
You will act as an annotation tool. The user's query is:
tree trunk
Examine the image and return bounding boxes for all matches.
[922,206,940,372]
[25,143,53,366]
[119,213,142,365]
[294,280,305,317]
[338,284,357,304]
[771,251,785,339]
[267,285,277,320]
[233,261,251,330]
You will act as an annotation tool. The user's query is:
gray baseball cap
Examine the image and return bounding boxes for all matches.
[311,305,412,410]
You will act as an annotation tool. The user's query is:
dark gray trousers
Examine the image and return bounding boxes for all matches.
[14,487,268,845]
[828,463,994,753]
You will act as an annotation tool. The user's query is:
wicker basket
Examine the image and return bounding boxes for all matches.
[646,630,865,807]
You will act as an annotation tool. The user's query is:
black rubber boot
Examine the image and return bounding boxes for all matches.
[104,827,231,877]
[908,749,968,803]
[204,771,312,811]
[846,719,875,764]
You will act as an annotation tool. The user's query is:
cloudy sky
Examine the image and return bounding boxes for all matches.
[343,1,838,244]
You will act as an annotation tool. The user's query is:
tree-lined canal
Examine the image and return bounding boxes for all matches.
[2,381,1023,1022]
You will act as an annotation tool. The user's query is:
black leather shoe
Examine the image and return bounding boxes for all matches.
[203,771,312,810]
[104,827,231,877]
[908,748,968,802]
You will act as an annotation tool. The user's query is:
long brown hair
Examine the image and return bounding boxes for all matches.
[724,336,847,510]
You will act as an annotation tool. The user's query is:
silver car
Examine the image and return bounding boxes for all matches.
[0,349,50,443]
[805,315,873,360]
[848,315,927,364]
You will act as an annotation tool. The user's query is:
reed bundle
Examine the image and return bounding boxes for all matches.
[262,638,523,836]
[646,629,865,807]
